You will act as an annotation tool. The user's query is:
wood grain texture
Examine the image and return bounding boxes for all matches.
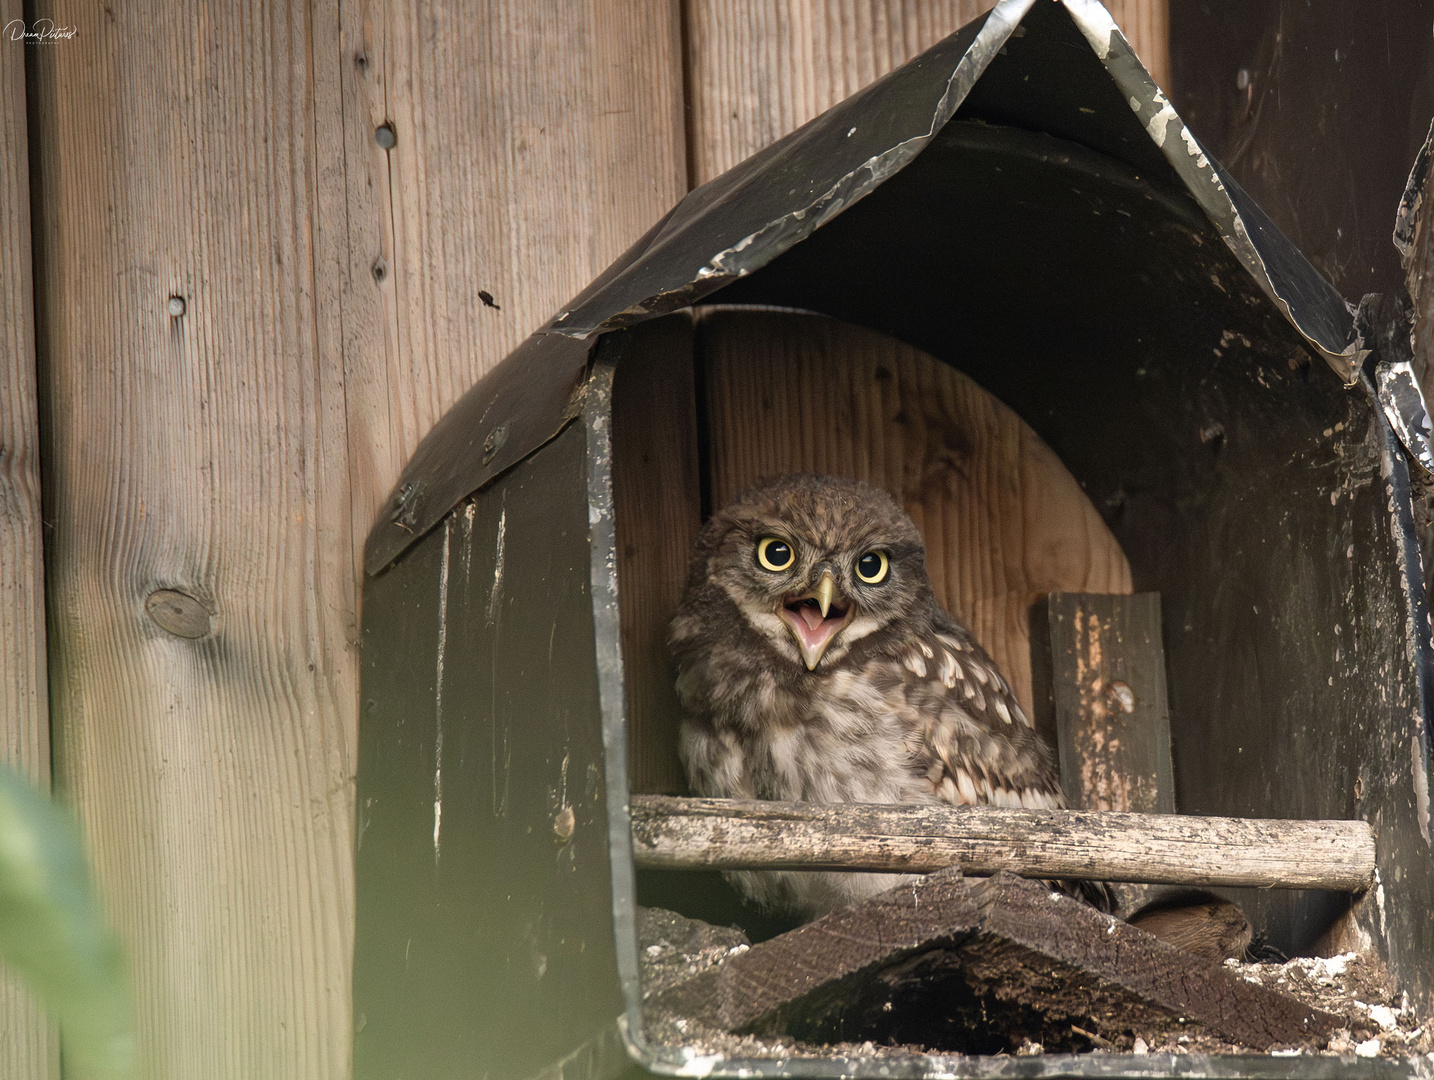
[339,0,688,565]
[682,0,1170,185]
[631,795,1378,891]
[25,2,686,1078]
[612,315,701,795]
[700,309,1132,718]
[27,3,360,1076]
[0,1,61,1074]
[653,870,1337,1051]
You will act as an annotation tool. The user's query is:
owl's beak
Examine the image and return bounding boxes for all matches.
[778,569,854,670]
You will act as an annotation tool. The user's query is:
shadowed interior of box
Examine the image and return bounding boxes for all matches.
[610,116,1424,975]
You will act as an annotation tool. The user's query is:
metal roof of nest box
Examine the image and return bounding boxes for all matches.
[355,1,1434,1078]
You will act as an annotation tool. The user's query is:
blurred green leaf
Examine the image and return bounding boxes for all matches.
[0,764,133,1074]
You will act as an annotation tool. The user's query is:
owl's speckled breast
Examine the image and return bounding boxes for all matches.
[668,474,1066,919]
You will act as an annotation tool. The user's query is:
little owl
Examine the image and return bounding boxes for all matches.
[669,473,1090,920]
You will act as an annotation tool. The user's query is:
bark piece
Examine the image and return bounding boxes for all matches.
[631,794,1377,891]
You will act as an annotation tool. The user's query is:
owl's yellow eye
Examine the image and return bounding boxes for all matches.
[855,550,889,584]
[756,537,795,572]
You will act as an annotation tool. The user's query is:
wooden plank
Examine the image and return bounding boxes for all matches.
[26,2,687,1078]
[682,0,1170,186]
[612,315,701,795]
[699,309,1132,719]
[1035,592,1175,814]
[0,1,60,1074]
[630,795,1377,891]
[652,870,1337,1052]
[339,0,689,563]
[25,3,362,1074]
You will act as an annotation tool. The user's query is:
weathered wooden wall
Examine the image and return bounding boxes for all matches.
[11,0,1164,1076]
[22,1,683,1077]
[0,0,60,1074]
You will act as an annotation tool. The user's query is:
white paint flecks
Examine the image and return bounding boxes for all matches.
[1374,868,1388,939]
[1413,731,1431,846]
[1369,1004,1399,1031]
[488,507,507,626]
[460,501,477,579]
[1145,88,1178,147]
[434,521,452,859]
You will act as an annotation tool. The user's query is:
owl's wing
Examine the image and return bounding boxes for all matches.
[870,612,1066,811]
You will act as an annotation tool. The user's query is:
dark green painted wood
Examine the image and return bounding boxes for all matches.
[1036,592,1175,816]
[354,423,624,1080]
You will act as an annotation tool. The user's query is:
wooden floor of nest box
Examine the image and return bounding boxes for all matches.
[647,869,1341,1055]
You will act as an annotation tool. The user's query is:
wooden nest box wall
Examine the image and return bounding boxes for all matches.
[353,2,1434,1078]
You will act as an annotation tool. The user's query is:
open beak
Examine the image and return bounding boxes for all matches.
[777,570,854,670]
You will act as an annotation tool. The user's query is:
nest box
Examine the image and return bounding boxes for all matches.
[353,1,1434,1077]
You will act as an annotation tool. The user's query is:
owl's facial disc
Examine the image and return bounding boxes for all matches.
[777,570,853,670]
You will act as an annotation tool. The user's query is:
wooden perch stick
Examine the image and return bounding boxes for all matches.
[630,795,1376,891]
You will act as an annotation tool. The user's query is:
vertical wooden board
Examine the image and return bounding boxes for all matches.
[700,309,1131,718]
[682,0,1170,186]
[612,316,701,795]
[27,2,688,1077]
[337,0,688,566]
[27,2,359,1077]
[1037,592,1174,815]
[0,2,60,1075]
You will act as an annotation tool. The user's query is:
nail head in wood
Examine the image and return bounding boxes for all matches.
[375,123,396,149]
[145,589,212,639]
[167,295,186,317]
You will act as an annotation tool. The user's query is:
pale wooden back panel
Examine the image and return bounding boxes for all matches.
[701,310,1133,720]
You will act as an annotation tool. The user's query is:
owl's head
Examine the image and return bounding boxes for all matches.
[683,475,932,671]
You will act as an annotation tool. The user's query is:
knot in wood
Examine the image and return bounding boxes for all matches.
[145,589,212,639]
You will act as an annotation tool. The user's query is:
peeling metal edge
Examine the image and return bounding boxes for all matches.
[1376,359,1434,475]
[1367,363,1434,995]
[1396,116,1434,267]
[543,0,1037,341]
[1060,0,1360,383]
[1358,292,1434,476]
[582,344,648,1074]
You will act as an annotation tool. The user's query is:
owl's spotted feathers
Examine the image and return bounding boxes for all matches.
[669,474,1069,918]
